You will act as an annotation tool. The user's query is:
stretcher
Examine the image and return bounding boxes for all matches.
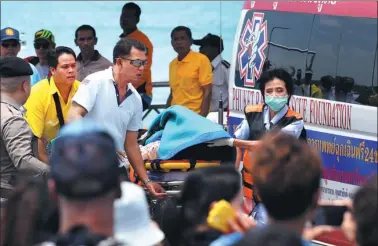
[130,159,227,223]
[130,138,235,220]
[129,159,224,202]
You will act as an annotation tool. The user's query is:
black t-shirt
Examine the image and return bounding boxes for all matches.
[36,225,123,246]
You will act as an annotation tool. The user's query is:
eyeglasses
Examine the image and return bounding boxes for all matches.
[1,43,19,48]
[120,57,147,68]
[34,43,50,49]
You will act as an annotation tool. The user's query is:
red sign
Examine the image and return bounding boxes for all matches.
[243,1,377,19]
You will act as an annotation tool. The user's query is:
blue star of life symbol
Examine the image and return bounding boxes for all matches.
[238,12,268,87]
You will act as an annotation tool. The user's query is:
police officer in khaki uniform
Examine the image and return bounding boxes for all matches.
[0,57,50,199]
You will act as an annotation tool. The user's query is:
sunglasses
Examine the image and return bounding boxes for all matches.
[1,43,19,48]
[34,43,50,49]
[120,57,147,68]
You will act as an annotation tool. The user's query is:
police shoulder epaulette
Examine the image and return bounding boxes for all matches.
[221,60,230,68]
[245,104,264,113]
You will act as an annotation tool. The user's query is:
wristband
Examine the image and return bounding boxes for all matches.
[142,178,151,185]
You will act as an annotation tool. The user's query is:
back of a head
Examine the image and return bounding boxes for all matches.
[234,225,303,246]
[162,166,240,246]
[353,176,378,246]
[180,166,241,228]
[0,56,32,93]
[1,177,53,246]
[50,119,120,202]
[251,131,322,221]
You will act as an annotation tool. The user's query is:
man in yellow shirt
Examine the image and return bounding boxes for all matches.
[120,2,153,111]
[24,46,80,163]
[166,26,213,117]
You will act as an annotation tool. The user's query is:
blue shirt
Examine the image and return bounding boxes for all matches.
[234,105,304,140]
[209,220,312,246]
[29,63,41,86]
[210,203,312,246]
[209,232,243,246]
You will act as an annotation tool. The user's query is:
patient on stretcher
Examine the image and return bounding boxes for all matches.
[123,141,161,166]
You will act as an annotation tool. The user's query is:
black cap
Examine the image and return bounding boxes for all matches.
[50,119,120,200]
[0,57,33,78]
[193,33,224,53]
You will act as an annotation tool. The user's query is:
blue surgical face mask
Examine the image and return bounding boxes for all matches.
[265,95,288,112]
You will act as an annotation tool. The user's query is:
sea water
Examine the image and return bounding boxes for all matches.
[1,1,242,123]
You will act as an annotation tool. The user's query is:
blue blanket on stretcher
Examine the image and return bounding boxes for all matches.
[145,105,231,160]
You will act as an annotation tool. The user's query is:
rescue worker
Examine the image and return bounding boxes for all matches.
[67,38,166,199]
[208,68,306,214]
[193,33,230,112]
[0,57,50,199]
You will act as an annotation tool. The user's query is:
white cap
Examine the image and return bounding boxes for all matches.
[114,182,165,246]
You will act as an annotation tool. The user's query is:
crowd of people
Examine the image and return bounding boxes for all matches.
[1,1,377,246]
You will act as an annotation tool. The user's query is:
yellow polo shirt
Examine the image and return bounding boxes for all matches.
[24,77,80,141]
[169,50,212,113]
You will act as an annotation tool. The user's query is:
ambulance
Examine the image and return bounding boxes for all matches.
[228,1,377,245]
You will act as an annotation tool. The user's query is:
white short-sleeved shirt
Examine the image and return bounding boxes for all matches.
[210,54,230,112]
[72,67,143,152]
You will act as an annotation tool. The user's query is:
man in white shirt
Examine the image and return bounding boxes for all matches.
[67,38,166,198]
[194,33,230,112]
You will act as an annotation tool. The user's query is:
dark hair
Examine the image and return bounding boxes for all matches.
[122,2,141,18]
[1,177,57,246]
[47,46,76,68]
[320,75,334,90]
[320,75,334,85]
[353,176,378,246]
[112,38,147,63]
[75,24,96,39]
[180,166,241,226]
[251,131,322,221]
[171,26,192,40]
[178,166,240,244]
[161,166,241,246]
[258,68,294,103]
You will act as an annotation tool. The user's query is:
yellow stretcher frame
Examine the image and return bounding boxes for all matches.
[129,160,222,184]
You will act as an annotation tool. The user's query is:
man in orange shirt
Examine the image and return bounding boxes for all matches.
[120,2,153,111]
